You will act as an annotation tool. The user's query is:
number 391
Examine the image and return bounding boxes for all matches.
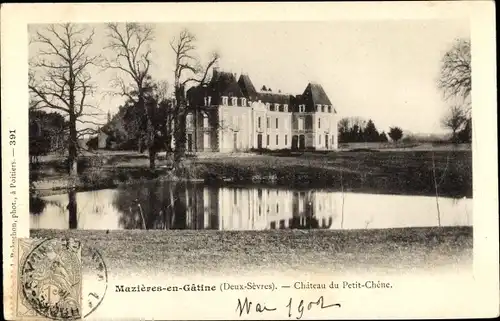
[9,130,16,145]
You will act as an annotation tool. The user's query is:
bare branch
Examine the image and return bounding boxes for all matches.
[438,38,471,101]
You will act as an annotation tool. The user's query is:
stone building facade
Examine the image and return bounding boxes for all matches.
[185,68,338,152]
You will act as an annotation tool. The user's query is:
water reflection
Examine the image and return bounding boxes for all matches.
[30,181,472,231]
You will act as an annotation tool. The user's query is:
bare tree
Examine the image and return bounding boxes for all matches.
[105,23,159,169]
[29,23,102,180]
[438,38,471,101]
[170,29,220,163]
[441,104,467,143]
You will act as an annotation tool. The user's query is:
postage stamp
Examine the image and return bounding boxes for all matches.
[15,238,82,320]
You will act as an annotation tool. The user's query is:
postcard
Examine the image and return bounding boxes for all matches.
[2,2,498,320]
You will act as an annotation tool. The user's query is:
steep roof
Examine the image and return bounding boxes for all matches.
[237,74,258,100]
[257,92,292,105]
[208,70,244,97]
[302,83,332,106]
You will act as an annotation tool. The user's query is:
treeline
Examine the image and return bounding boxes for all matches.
[338,117,392,143]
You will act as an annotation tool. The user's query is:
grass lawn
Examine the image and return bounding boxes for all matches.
[31,226,472,276]
[31,148,472,198]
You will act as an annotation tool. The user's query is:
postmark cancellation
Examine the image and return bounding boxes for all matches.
[13,238,82,320]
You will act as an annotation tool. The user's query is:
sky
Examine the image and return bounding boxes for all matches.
[29,20,469,135]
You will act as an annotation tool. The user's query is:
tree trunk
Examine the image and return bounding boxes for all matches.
[68,113,78,181]
[68,189,78,229]
[148,148,156,170]
[174,113,186,163]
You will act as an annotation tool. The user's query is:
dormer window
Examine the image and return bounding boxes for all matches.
[248,100,252,106]
[299,104,305,113]
[204,97,208,106]
[274,103,280,111]
[284,104,288,112]
[222,96,228,105]
[327,105,332,113]
[265,103,270,110]
[317,104,322,112]
[241,98,247,107]
[208,96,212,106]
[231,97,238,106]
[321,105,325,112]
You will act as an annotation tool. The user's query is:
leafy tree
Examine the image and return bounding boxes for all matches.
[378,131,388,142]
[363,119,380,142]
[29,110,68,163]
[457,117,472,143]
[388,127,403,142]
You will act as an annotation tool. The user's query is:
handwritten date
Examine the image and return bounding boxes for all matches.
[236,296,341,319]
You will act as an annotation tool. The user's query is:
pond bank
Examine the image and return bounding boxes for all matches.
[31,150,473,198]
[31,226,472,276]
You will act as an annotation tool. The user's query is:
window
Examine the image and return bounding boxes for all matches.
[208,96,212,106]
[203,114,209,128]
[233,189,237,205]
[316,104,322,112]
[276,203,279,213]
[222,96,228,105]
[266,135,270,146]
[298,117,304,130]
[231,97,237,106]
[285,135,288,145]
[276,135,279,145]
[241,98,247,106]
[279,105,284,112]
[266,103,270,110]
[186,113,194,129]
[318,118,321,129]
[204,97,208,106]
[322,105,325,112]
[275,118,279,129]
[318,135,321,145]
[267,117,270,129]
[328,105,332,113]
[284,104,288,112]
[258,117,261,129]
[299,105,305,113]
[275,103,280,111]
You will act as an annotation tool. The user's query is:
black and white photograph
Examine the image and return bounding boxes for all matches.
[2,2,498,320]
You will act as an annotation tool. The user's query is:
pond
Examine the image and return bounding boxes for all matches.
[30,181,472,230]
